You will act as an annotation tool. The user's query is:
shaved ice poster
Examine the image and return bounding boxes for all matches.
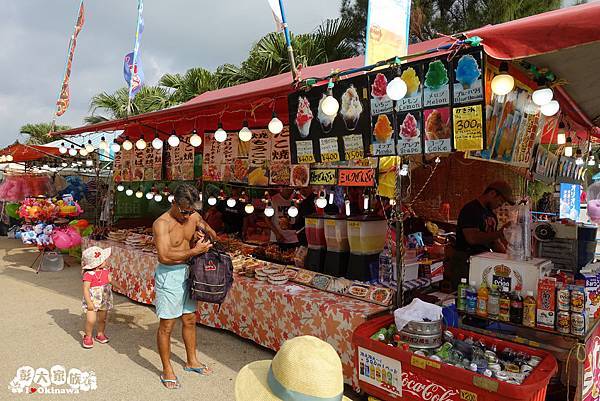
[288,75,370,163]
[396,64,423,112]
[397,111,423,155]
[452,50,484,105]
[371,112,395,156]
[369,70,395,115]
[423,58,450,108]
[424,107,451,153]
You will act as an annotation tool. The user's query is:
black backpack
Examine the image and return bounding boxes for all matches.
[188,242,233,306]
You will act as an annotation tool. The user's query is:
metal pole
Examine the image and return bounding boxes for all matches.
[278,0,298,81]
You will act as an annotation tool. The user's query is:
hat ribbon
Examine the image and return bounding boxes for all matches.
[268,366,343,401]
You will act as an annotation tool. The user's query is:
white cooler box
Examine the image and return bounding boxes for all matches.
[469,252,553,297]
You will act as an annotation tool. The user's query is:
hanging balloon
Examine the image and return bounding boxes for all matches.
[4,203,19,219]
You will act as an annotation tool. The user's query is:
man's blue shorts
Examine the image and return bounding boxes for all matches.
[154,263,196,319]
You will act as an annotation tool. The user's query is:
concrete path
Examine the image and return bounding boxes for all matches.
[0,238,363,400]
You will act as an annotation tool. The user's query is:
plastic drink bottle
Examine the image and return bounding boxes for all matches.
[466,281,477,314]
[457,278,468,311]
[476,282,489,317]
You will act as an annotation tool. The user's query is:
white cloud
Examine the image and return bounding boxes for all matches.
[0,0,342,146]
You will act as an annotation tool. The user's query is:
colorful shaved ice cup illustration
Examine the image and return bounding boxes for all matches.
[295,96,313,138]
[374,114,393,143]
[424,60,449,91]
[401,67,421,96]
[340,85,363,131]
[317,94,336,133]
[455,55,481,89]
[426,110,450,140]
[401,113,419,139]
[371,73,388,100]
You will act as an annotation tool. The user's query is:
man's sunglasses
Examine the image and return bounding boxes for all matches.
[177,205,195,216]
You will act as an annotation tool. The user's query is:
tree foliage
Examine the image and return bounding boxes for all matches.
[20,122,71,145]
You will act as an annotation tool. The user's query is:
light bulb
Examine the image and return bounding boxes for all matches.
[557,132,566,145]
[316,196,327,209]
[0,156,5,162]
[111,141,121,153]
[85,140,95,153]
[207,196,217,206]
[345,200,351,216]
[288,205,299,218]
[42,164,49,170]
[99,137,108,150]
[389,198,397,206]
[135,190,144,198]
[50,167,57,172]
[540,100,560,117]
[59,143,67,154]
[68,146,77,156]
[576,157,584,166]
[245,203,255,214]
[154,194,163,202]
[491,62,514,96]
[190,131,202,147]
[6,155,13,162]
[320,94,339,116]
[435,157,441,164]
[400,164,409,176]
[532,87,553,106]
[61,162,68,167]
[168,134,180,147]
[386,76,408,101]
[565,146,573,158]
[589,156,596,166]
[227,198,237,207]
[168,195,175,203]
[136,137,147,150]
[268,114,284,134]
[152,135,163,150]
[86,160,94,167]
[79,148,88,157]
[122,138,133,151]
[329,192,334,204]
[264,205,275,217]
[363,195,369,210]
[238,123,253,142]
[145,192,154,200]
[215,126,227,143]
[125,188,134,196]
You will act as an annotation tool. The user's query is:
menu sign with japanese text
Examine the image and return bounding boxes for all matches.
[309,169,337,185]
[167,135,194,181]
[338,168,375,186]
[319,137,340,163]
[453,104,484,151]
[452,50,484,105]
[397,111,423,155]
[344,134,365,160]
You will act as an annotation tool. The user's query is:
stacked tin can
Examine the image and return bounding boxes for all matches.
[555,286,586,335]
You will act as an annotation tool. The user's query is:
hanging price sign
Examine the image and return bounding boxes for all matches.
[338,168,375,187]
[453,104,484,151]
[309,169,337,185]
[296,140,315,164]
[319,137,340,163]
[343,134,364,160]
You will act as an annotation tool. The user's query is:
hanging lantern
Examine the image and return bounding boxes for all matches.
[152,133,163,150]
[238,121,253,142]
[215,122,227,143]
[268,112,284,134]
[557,122,566,145]
[207,196,217,206]
[532,78,554,106]
[320,79,339,116]
[386,66,408,101]
[168,131,180,147]
[227,197,237,208]
[564,137,573,157]
[99,136,108,150]
[136,136,147,150]
[122,137,133,151]
[68,145,78,156]
[540,100,560,117]
[111,139,121,153]
[85,139,95,153]
[189,130,202,147]
[59,143,68,154]
[245,203,255,214]
[491,62,514,96]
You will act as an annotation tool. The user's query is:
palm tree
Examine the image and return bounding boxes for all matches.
[20,122,72,145]
[85,86,174,124]
[159,67,219,104]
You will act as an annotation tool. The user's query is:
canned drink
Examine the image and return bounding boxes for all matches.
[571,312,586,336]
[571,288,585,313]
[485,350,498,363]
[414,350,427,357]
[529,356,542,367]
[429,355,442,362]
[557,288,571,311]
[469,363,478,372]
[489,363,502,372]
[557,311,570,333]
[505,363,520,373]
[495,371,509,381]
[483,369,493,377]
[521,364,533,374]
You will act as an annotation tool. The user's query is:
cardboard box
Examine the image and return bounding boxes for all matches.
[537,277,557,329]
[469,252,553,297]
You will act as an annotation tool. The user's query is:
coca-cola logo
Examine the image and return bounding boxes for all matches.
[402,371,459,401]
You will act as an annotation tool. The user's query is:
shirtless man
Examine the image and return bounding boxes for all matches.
[152,184,217,389]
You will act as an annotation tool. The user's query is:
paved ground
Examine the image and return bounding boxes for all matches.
[0,238,363,400]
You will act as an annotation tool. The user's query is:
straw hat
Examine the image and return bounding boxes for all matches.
[235,336,350,401]
[82,246,111,271]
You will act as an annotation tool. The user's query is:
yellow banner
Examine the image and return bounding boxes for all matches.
[365,0,411,66]
[453,104,484,151]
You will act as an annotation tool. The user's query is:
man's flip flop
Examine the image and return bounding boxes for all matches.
[160,375,180,389]
[184,365,212,376]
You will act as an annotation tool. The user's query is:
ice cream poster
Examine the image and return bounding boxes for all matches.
[371,112,395,156]
[452,50,484,105]
[396,65,423,112]
[397,111,423,155]
[452,104,484,151]
[369,71,394,115]
[423,58,450,108]
[424,107,451,153]
[333,76,371,152]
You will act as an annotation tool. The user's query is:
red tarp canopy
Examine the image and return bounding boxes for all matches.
[54,2,600,139]
[0,143,61,163]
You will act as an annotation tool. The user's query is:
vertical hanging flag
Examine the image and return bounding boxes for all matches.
[55,1,85,117]
[267,0,285,32]
[126,0,145,100]
[365,0,411,66]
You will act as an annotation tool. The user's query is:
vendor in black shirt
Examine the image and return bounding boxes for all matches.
[450,181,515,287]
[218,190,245,236]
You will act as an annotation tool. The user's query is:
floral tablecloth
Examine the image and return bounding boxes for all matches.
[197,276,387,387]
[83,238,388,387]
[83,238,156,304]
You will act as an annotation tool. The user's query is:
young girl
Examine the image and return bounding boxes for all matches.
[81,246,113,349]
